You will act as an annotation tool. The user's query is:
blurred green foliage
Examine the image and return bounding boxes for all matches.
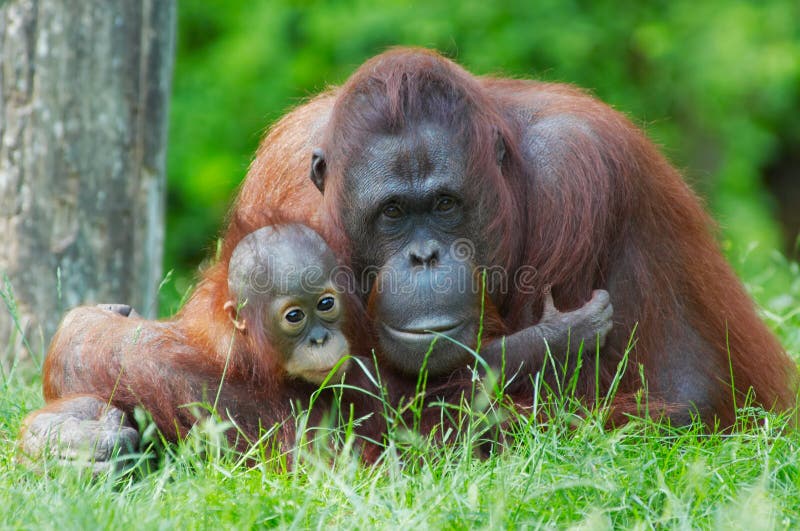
[161,0,800,314]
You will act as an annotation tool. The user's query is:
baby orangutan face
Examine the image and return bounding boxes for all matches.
[225,224,351,385]
[265,283,349,384]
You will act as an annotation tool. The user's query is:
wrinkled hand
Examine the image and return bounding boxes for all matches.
[537,287,613,355]
[19,396,139,475]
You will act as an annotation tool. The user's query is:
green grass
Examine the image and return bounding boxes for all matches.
[1,255,799,530]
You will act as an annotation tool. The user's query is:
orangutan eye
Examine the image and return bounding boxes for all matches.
[284,308,305,324]
[382,203,403,219]
[317,296,335,312]
[435,195,456,212]
[316,293,341,321]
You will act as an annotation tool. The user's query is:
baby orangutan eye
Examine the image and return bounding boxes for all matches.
[316,293,341,321]
[317,296,335,312]
[284,308,305,323]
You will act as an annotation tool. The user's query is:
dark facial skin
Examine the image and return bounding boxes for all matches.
[313,125,613,379]
[225,225,351,384]
[336,126,486,375]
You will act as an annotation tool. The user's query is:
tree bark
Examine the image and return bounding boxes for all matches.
[0,0,175,368]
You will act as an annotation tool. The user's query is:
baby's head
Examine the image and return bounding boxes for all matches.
[224,224,350,384]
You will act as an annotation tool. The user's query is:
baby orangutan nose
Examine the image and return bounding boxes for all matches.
[309,329,330,347]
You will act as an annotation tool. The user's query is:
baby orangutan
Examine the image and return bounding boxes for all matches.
[19,223,355,470]
[223,224,351,385]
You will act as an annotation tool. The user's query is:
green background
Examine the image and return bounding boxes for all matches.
[160,0,800,314]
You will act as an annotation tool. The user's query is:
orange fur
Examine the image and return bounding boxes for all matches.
[36,48,797,456]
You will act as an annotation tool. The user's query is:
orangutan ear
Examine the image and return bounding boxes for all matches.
[223,301,247,331]
[493,126,506,166]
[310,148,327,193]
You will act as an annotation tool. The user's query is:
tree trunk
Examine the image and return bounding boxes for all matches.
[0,0,175,368]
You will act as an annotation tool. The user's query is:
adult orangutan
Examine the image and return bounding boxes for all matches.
[21,48,796,467]
[267,48,796,423]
